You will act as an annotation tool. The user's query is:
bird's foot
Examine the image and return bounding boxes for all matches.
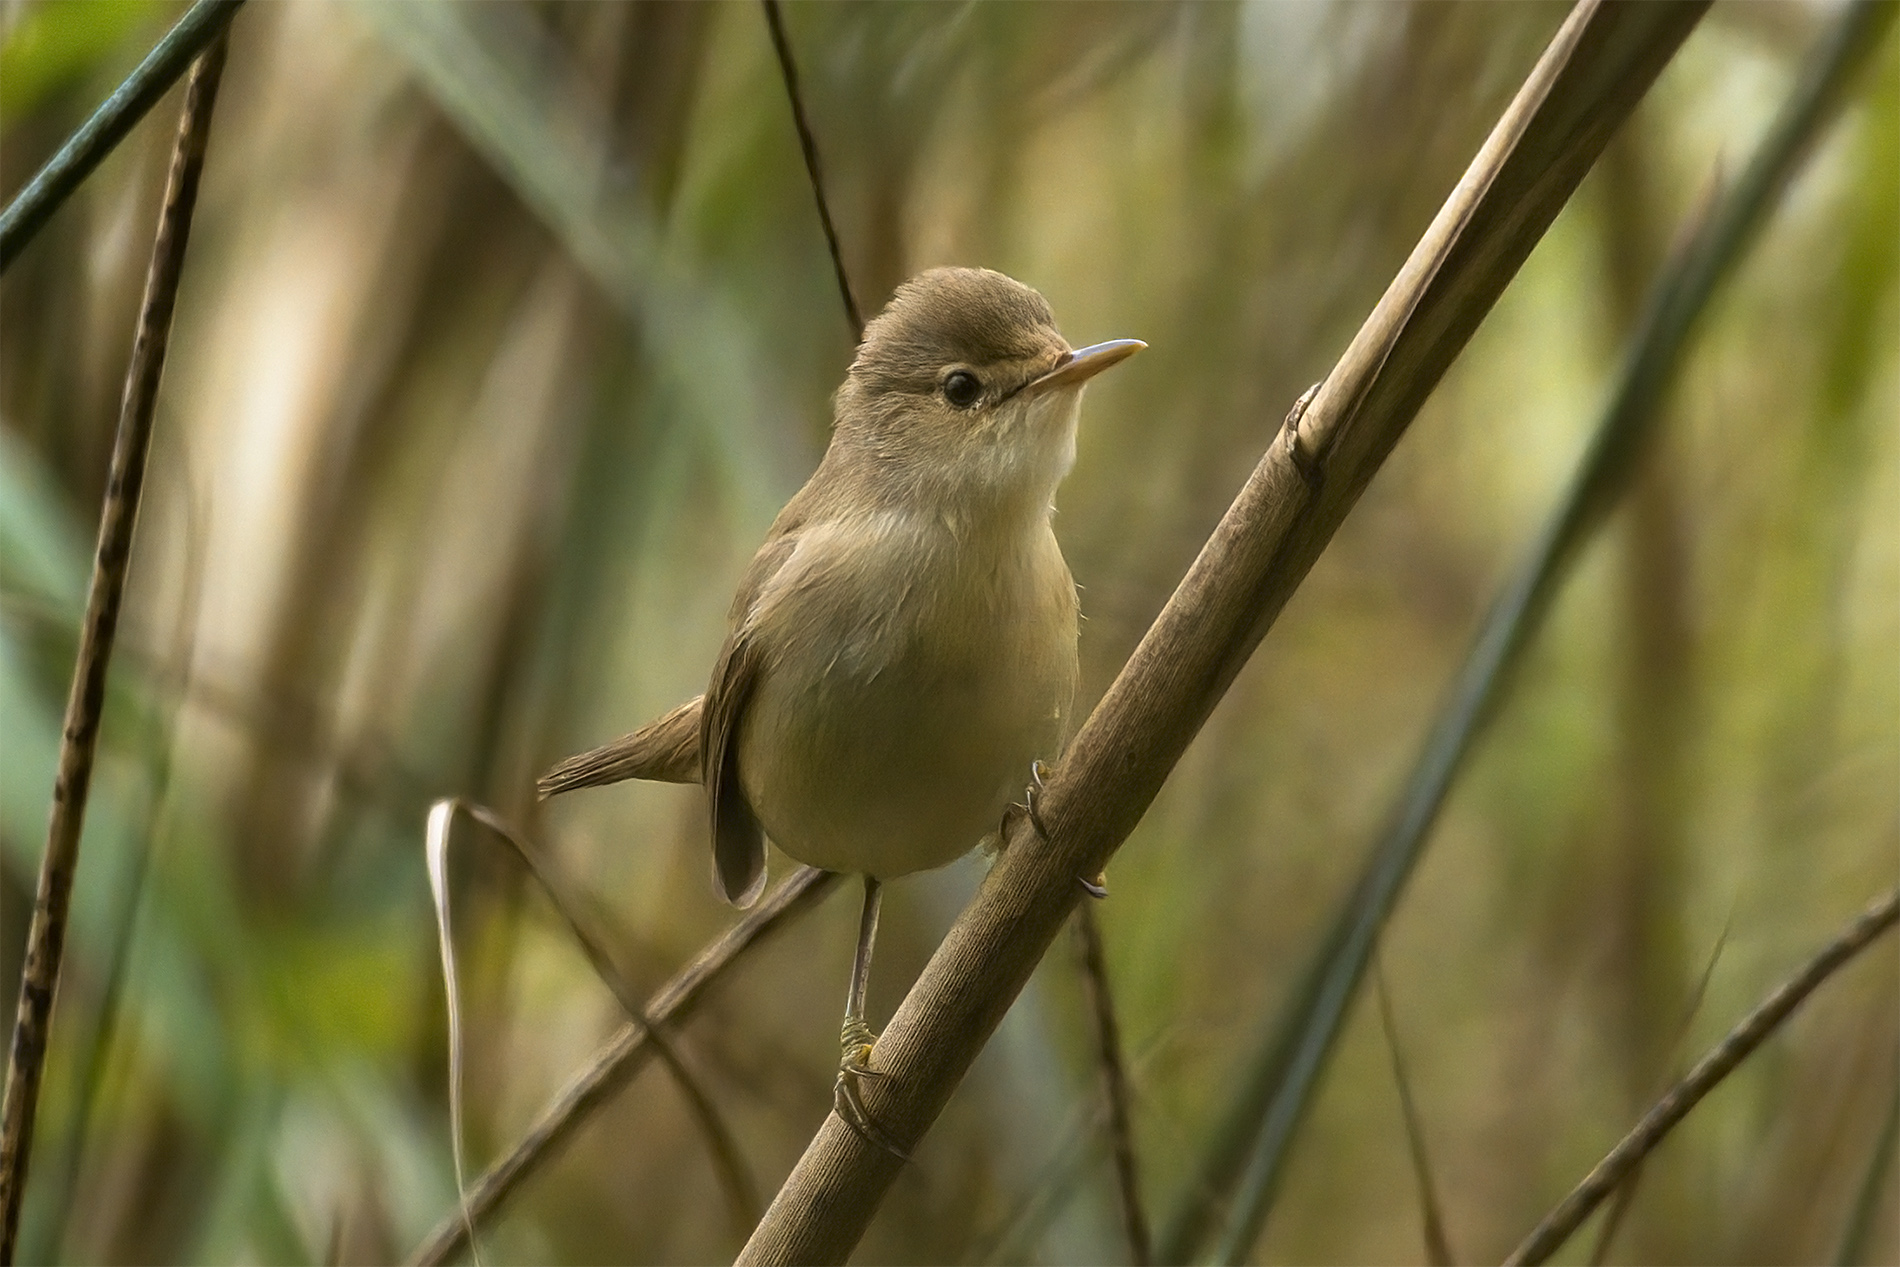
[1013,762,1109,898]
[836,1017,909,1161]
[1023,760,1053,840]
[996,760,1052,851]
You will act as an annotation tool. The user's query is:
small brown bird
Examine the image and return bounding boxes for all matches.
[539,267,1141,1140]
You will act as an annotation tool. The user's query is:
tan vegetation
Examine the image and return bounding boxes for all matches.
[0,2,1893,1263]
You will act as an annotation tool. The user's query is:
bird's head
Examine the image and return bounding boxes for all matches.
[830,267,1142,520]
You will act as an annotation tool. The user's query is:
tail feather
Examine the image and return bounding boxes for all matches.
[537,695,704,797]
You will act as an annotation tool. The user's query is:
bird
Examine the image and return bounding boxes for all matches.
[537,266,1142,1145]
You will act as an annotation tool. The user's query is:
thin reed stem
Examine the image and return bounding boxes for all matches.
[1588,909,1734,1264]
[412,13,872,1252]
[1374,955,1454,1267]
[1505,887,1900,1266]
[446,801,761,1242]
[1075,904,1150,1265]
[0,35,230,1261]
[408,866,839,1266]
[760,0,863,342]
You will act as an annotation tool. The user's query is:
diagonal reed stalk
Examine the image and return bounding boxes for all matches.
[0,0,244,273]
[1505,887,1900,1266]
[423,799,760,1259]
[735,5,1711,1263]
[1167,5,1895,1260]
[1588,908,1735,1263]
[408,865,839,1266]
[0,33,231,1262]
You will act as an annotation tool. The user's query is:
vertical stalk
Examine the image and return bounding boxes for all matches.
[1075,905,1150,1265]
[760,0,863,341]
[0,35,230,1261]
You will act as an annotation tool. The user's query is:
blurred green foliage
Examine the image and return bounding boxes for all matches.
[0,2,1893,1263]
[0,0,160,118]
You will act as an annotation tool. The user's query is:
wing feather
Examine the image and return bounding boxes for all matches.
[702,631,767,906]
[699,533,800,908]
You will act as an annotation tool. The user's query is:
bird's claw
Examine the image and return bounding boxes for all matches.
[1024,760,1053,842]
[836,1022,908,1161]
[1017,762,1107,897]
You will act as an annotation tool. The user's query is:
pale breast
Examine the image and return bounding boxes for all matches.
[736,513,1078,878]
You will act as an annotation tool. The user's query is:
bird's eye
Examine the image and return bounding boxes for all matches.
[942,370,982,408]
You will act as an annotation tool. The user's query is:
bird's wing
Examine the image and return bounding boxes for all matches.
[701,630,766,906]
[700,533,800,908]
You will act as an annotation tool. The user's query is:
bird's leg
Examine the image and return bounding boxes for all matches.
[839,874,881,1073]
[835,875,908,1159]
[1019,761,1108,900]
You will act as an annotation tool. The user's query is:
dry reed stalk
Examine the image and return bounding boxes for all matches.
[1505,887,1900,1266]
[760,0,862,342]
[408,866,839,1266]
[424,798,760,1259]
[734,5,1709,1261]
[0,35,231,1262]
[1075,904,1150,1265]
[1374,956,1455,1267]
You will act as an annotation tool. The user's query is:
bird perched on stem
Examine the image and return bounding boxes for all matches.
[539,267,1142,1145]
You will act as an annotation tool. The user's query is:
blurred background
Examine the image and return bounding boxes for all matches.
[1,1,1894,1263]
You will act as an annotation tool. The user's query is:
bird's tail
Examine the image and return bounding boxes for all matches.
[536,695,705,797]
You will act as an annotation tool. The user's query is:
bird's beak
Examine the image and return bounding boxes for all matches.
[1023,339,1146,396]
